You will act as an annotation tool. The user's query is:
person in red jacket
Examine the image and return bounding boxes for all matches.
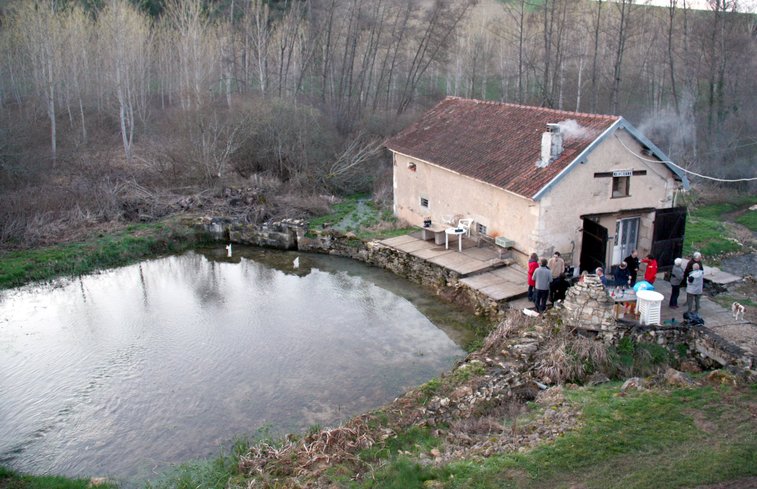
[642,254,658,284]
[527,253,539,304]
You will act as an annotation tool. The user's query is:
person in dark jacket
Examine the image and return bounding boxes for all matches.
[624,250,640,286]
[614,261,631,287]
[532,258,552,313]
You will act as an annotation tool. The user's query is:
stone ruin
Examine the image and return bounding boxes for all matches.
[560,275,616,333]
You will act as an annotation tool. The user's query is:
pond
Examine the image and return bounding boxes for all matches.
[0,247,476,485]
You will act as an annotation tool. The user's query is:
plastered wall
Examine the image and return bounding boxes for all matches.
[392,152,537,260]
[537,129,678,266]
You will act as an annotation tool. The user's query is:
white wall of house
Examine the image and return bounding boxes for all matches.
[392,152,537,261]
[536,128,680,267]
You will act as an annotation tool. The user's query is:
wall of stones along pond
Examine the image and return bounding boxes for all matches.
[190,218,755,377]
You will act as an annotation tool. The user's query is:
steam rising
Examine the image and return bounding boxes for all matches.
[555,119,597,141]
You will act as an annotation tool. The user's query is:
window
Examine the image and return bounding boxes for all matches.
[612,176,630,198]
[420,197,429,208]
[477,223,488,235]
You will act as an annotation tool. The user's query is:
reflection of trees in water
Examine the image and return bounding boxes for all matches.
[331,271,378,316]
[188,259,225,306]
[239,259,277,289]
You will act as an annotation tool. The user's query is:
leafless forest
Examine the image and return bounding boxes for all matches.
[0,0,754,248]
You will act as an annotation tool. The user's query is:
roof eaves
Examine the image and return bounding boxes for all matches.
[532,118,623,200]
[617,120,690,190]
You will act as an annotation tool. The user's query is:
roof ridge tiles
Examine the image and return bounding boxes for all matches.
[442,96,619,121]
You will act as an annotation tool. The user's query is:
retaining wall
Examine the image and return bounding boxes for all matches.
[191,217,754,376]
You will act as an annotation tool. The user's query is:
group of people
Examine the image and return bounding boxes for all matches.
[612,249,659,288]
[527,247,706,316]
[669,251,705,314]
[527,251,567,313]
[617,249,705,314]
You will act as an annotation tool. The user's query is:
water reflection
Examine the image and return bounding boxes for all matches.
[0,247,476,485]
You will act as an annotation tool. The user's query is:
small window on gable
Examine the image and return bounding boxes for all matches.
[477,223,487,235]
[612,176,630,198]
[407,162,417,172]
[420,197,429,208]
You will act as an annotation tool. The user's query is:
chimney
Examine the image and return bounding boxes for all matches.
[538,123,564,167]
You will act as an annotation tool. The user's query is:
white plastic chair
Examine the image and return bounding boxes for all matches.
[457,218,473,237]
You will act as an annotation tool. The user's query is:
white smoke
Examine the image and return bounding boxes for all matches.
[556,119,597,141]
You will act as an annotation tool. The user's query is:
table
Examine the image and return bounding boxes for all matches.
[610,288,637,319]
[421,223,446,243]
[445,227,466,252]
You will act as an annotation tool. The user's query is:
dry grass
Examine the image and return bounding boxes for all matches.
[535,329,611,384]
[239,415,379,481]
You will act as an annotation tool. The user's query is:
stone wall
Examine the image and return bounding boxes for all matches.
[558,274,755,377]
[189,216,754,376]
[561,275,615,333]
[300,231,507,320]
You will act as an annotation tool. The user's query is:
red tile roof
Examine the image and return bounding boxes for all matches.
[385,97,620,199]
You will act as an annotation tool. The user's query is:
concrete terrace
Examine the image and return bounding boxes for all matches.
[379,233,528,301]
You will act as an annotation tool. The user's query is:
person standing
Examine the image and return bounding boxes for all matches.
[527,253,539,303]
[624,250,640,286]
[669,257,684,309]
[614,261,631,287]
[641,254,658,284]
[686,262,704,314]
[533,258,552,313]
[683,251,704,283]
[547,251,565,303]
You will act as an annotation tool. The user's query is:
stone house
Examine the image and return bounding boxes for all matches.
[385,97,689,272]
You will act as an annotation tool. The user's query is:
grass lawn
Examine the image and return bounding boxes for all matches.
[0,467,117,489]
[683,194,757,257]
[308,195,415,240]
[347,382,757,489]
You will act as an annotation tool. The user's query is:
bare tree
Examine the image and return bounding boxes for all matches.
[99,0,151,162]
[396,0,477,114]
[15,1,61,164]
[610,0,634,114]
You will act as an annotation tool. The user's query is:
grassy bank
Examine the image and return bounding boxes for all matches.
[684,194,757,257]
[5,382,754,489]
[0,467,117,489]
[342,382,757,489]
[0,220,206,290]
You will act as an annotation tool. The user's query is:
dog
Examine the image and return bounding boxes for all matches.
[731,302,745,321]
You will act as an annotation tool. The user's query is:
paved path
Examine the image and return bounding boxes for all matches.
[511,277,755,359]
[380,233,755,361]
[379,233,527,301]
[653,279,756,357]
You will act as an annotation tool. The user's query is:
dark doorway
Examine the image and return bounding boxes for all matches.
[580,218,608,273]
[651,207,687,271]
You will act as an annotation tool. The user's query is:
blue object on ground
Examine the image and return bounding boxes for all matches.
[633,280,654,292]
